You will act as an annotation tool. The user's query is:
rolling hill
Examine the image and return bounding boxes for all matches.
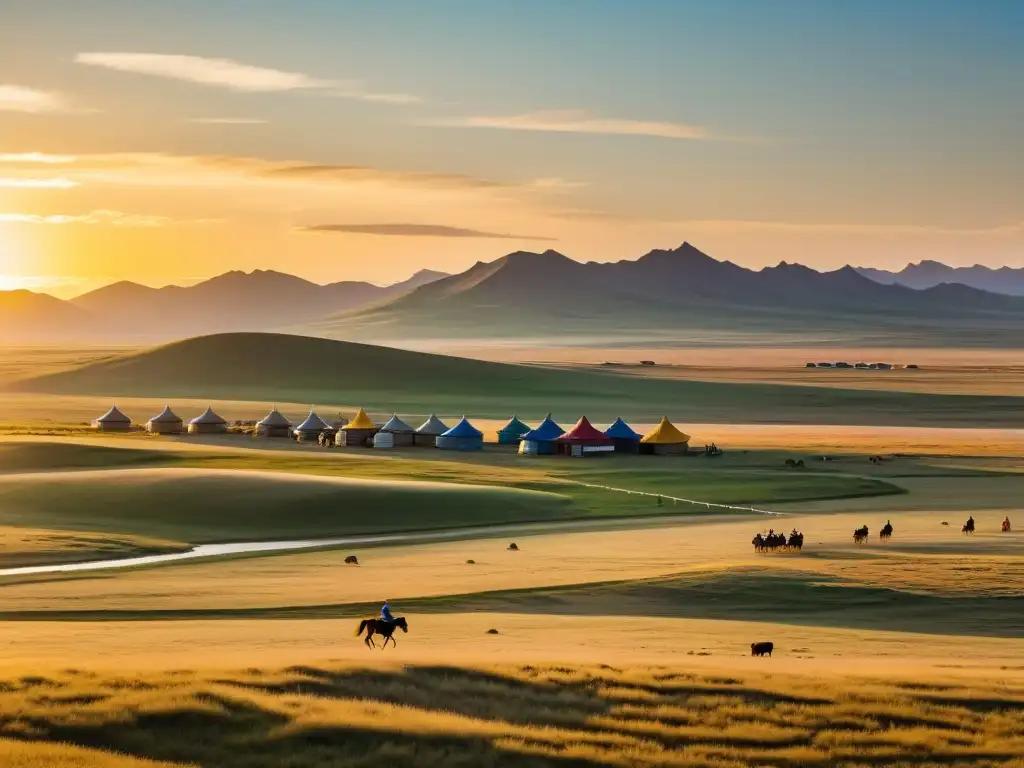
[15,331,1024,427]
[319,244,1024,345]
[0,269,448,343]
[858,261,1024,295]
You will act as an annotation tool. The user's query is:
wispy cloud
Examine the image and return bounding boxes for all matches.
[0,153,76,164]
[0,210,216,227]
[75,52,420,103]
[431,110,714,140]
[301,223,557,240]
[0,85,68,114]
[0,177,79,189]
[188,117,268,125]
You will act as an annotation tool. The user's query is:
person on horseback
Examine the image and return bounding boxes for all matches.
[967,515,975,530]
[380,600,394,624]
[1004,516,1012,532]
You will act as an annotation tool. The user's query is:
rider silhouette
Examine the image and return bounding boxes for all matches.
[380,600,394,624]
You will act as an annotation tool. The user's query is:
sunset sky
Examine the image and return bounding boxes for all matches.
[1,0,1021,297]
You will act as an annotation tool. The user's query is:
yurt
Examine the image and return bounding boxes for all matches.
[436,416,484,451]
[380,414,416,447]
[94,405,132,432]
[640,417,691,455]
[294,406,330,442]
[556,416,615,457]
[146,405,183,435]
[188,406,228,435]
[604,417,642,453]
[497,415,532,445]
[517,414,564,456]
[255,407,293,438]
[413,414,449,447]
[337,407,378,447]
[372,431,395,449]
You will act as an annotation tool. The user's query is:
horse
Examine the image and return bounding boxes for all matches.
[879,522,893,541]
[787,531,804,550]
[962,518,975,535]
[751,641,774,657]
[853,525,869,544]
[1002,518,1012,533]
[355,617,408,649]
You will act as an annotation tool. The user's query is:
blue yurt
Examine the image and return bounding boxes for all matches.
[497,415,532,445]
[517,414,564,456]
[604,417,642,453]
[436,416,484,451]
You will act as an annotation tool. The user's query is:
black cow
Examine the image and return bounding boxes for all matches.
[751,641,774,657]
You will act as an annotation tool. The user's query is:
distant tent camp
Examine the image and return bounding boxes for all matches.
[380,414,416,447]
[255,407,293,438]
[436,416,484,451]
[94,405,131,432]
[517,414,564,456]
[413,413,449,447]
[556,416,614,457]
[337,407,378,447]
[604,417,642,453]
[146,405,183,435]
[188,406,228,435]
[497,415,532,445]
[640,417,691,455]
[294,406,330,442]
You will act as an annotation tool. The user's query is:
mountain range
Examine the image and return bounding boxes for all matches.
[856,261,1024,296]
[5,245,1024,346]
[0,269,448,342]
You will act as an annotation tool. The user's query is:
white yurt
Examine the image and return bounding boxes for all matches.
[255,407,293,438]
[146,405,183,435]
[413,414,449,447]
[379,414,415,447]
[188,406,229,434]
[294,406,331,442]
[94,405,132,432]
[372,431,395,449]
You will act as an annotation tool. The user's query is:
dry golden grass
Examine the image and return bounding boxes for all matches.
[0,662,1020,767]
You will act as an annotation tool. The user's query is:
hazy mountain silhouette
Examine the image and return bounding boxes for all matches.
[0,289,99,341]
[857,261,1024,296]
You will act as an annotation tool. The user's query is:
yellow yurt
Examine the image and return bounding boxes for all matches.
[639,417,691,455]
[337,407,378,447]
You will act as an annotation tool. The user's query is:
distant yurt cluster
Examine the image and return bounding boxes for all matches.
[94,404,700,458]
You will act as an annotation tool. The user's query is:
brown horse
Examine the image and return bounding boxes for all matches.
[355,617,408,649]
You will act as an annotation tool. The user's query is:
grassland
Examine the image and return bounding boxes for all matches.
[12,333,1024,427]
[0,662,1020,767]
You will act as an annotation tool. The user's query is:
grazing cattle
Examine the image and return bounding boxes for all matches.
[344,555,359,564]
[751,641,774,657]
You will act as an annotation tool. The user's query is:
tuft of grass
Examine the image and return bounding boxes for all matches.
[0,663,1020,767]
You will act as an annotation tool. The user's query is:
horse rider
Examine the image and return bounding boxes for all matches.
[1004,516,1012,531]
[967,515,975,529]
[380,600,394,624]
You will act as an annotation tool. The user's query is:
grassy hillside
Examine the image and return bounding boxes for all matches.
[0,664,1020,768]
[14,332,1024,427]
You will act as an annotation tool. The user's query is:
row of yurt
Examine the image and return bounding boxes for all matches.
[516,414,690,456]
[94,404,230,434]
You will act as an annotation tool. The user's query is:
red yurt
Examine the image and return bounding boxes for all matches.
[555,416,615,457]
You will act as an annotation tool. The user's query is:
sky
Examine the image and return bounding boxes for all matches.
[0,0,1021,297]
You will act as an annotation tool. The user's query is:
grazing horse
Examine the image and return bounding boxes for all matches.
[880,522,893,541]
[751,641,774,657]
[355,617,408,649]
[853,525,869,544]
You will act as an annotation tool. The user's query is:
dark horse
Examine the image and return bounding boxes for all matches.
[880,522,893,541]
[853,525,869,544]
[962,517,975,535]
[355,617,408,649]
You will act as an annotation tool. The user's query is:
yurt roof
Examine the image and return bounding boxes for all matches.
[640,416,691,445]
[346,407,376,430]
[380,414,415,433]
[558,415,613,444]
[441,416,483,438]
[148,405,182,424]
[190,406,227,425]
[415,414,449,435]
[521,414,564,442]
[497,415,531,434]
[96,405,131,424]
[604,417,641,440]
[257,407,293,428]
[296,407,330,432]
